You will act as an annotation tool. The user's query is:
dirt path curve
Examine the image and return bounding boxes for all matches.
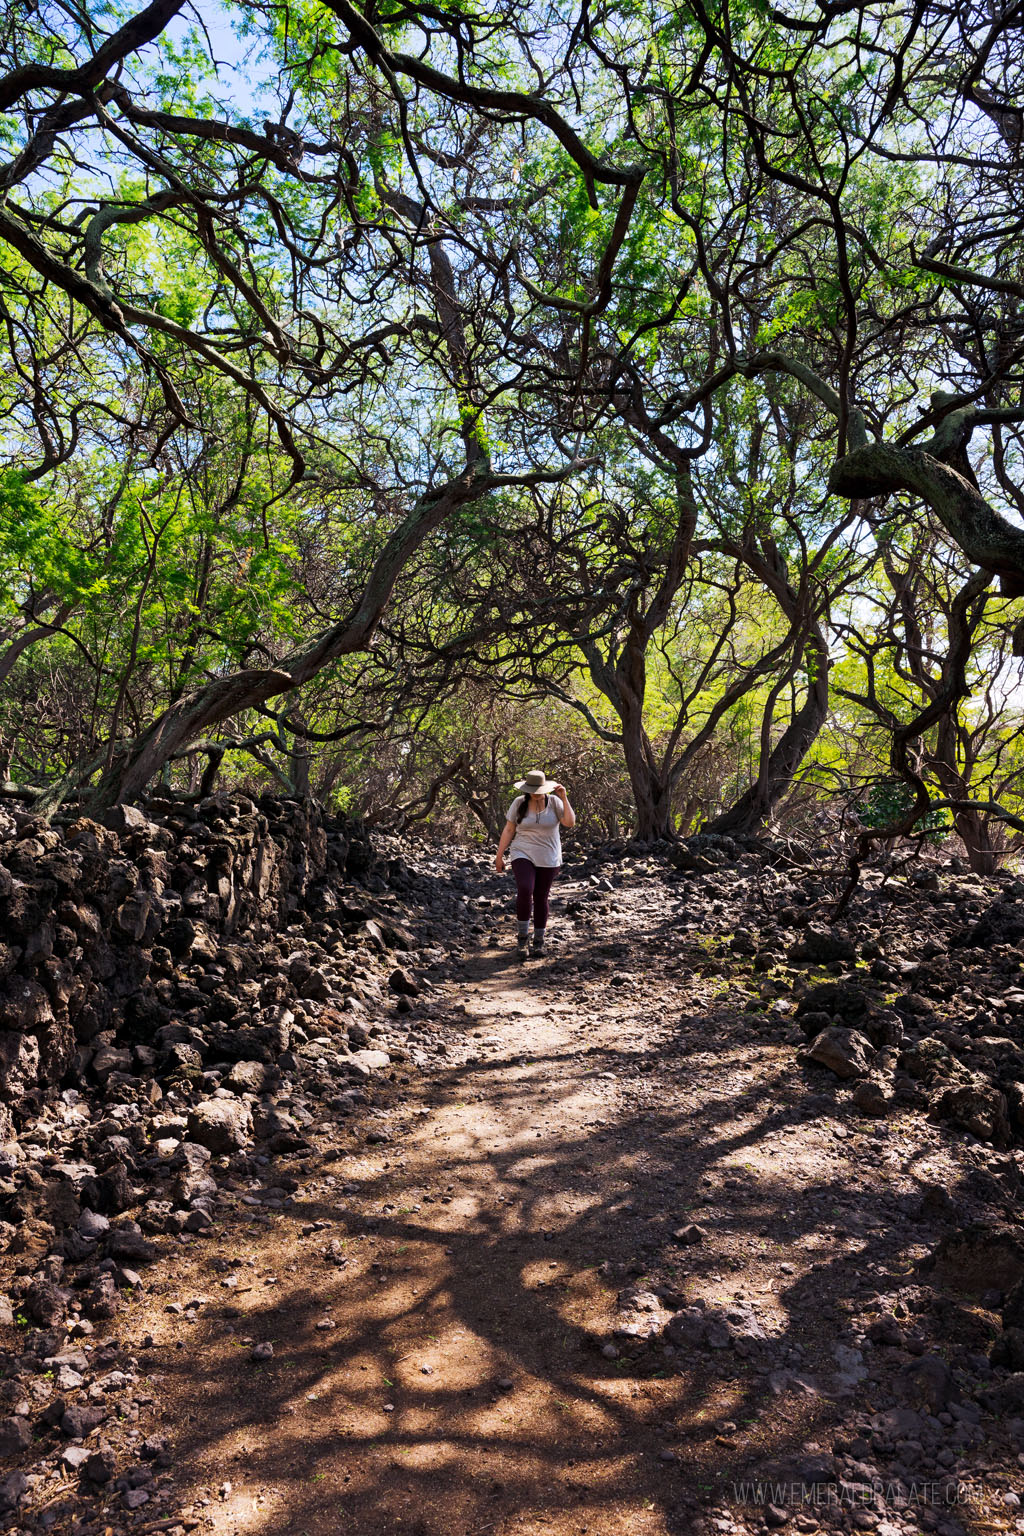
[150,935,701,1536]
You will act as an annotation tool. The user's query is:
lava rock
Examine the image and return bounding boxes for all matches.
[388,966,420,997]
[788,927,857,964]
[226,1059,269,1095]
[800,1026,873,1080]
[0,1470,28,1515]
[85,1446,116,1484]
[852,1078,894,1116]
[896,1353,953,1411]
[0,1417,32,1456]
[23,1277,69,1327]
[923,1223,1024,1293]
[61,1403,107,1440]
[929,1080,1011,1146]
[187,1098,253,1154]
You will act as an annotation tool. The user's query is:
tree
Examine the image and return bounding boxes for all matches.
[2,0,1022,831]
[0,0,633,807]
[834,530,1024,873]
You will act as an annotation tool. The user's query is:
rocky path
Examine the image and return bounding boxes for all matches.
[5,848,1024,1536]
[92,922,702,1536]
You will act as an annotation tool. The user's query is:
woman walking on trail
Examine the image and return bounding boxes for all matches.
[495,770,576,958]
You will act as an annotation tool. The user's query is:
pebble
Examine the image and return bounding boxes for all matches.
[78,1209,110,1239]
[673,1222,706,1245]
[251,1342,274,1361]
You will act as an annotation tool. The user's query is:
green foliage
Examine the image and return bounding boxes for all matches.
[857,781,951,839]
[0,0,1021,863]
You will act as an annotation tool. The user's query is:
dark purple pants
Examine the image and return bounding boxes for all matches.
[512,858,558,928]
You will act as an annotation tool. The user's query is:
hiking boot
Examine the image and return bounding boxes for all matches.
[531,936,546,956]
[516,936,529,959]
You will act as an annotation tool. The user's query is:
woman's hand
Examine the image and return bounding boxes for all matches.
[553,783,575,828]
[495,852,505,873]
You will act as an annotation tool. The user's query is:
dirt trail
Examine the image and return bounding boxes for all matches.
[19,864,1022,1536]
[145,937,702,1536]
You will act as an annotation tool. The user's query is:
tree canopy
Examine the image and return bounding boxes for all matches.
[1,0,1023,866]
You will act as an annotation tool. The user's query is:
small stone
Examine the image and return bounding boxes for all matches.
[85,1446,116,1484]
[673,1223,706,1245]
[601,1343,619,1360]
[251,1342,274,1362]
[388,966,420,996]
[78,1209,110,1239]
[123,1488,150,1509]
[0,1417,32,1456]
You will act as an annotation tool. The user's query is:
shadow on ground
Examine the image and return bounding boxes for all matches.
[32,870,998,1536]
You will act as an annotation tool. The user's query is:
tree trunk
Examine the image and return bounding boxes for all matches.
[952,806,1003,876]
[613,640,675,840]
[708,626,829,836]
[925,582,996,873]
[621,709,673,839]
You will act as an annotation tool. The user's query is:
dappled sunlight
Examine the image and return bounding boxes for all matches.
[6,843,1013,1536]
[89,922,992,1536]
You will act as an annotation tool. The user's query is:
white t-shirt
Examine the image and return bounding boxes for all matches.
[505,794,565,868]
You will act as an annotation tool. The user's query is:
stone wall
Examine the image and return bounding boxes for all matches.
[0,793,376,1137]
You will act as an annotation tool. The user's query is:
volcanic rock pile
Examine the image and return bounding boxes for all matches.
[0,793,468,1316]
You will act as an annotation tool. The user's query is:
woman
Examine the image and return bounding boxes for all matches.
[495,769,576,957]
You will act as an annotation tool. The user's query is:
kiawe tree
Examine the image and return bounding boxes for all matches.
[1,0,1022,832]
[0,0,634,807]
